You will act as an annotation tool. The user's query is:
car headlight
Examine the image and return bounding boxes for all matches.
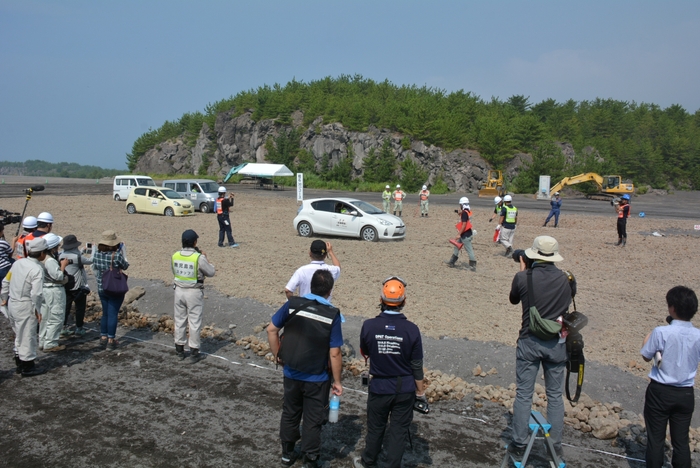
[173,201,181,206]
[378,219,393,226]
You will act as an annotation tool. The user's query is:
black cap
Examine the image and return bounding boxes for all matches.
[310,240,327,256]
[182,229,199,242]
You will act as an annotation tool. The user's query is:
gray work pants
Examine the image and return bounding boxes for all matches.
[500,227,516,249]
[173,286,204,350]
[511,336,566,454]
[453,234,476,262]
[8,299,38,361]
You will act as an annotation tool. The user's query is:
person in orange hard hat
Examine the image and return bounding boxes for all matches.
[354,276,425,468]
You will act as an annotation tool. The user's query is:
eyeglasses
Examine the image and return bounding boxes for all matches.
[382,276,407,286]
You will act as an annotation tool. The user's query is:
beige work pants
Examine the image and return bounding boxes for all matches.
[8,299,38,361]
[173,287,204,350]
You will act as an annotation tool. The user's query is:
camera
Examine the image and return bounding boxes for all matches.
[361,371,369,386]
[66,259,74,265]
[0,209,22,226]
[511,249,533,268]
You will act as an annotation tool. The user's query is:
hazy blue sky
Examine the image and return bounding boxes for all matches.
[1,1,699,169]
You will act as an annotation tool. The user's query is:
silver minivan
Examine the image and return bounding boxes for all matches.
[162,179,219,213]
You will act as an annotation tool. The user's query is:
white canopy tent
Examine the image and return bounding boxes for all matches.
[235,163,294,190]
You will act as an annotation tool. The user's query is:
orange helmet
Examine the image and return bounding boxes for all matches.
[381,276,407,306]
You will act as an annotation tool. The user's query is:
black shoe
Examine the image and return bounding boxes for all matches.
[20,360,46,378]
[281,442,298,466]
[615,239,622,246]
[99,337,108,350]
[187,348,205,364]
[301,454,320,468]
[507,443,525,462]
[175,344,186,361]
[505,247,513,257]
[14,354,21,374]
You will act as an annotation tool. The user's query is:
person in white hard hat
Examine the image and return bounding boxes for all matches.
[35,212,54,236]
[392,185,406,218]
[14,216,37,260]
[445,197,477,271]
[419,185,430,217]
[382,185,392,212]
[39,233,68,353]
[498,195,518,257]
[1,237,49,377]
[489,196,503,223]
[215,186,238,248]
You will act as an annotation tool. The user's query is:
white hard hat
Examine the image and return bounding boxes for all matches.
[22,216,38,229]
[503,195,513,202]
[459,196,469,205]
[218,186,226,193]
[43,233,62,250]
[422,185,427,190]
[396,184,401,188]
[37,212,54,223]
[494,196,502,204]
[385,185,390,189]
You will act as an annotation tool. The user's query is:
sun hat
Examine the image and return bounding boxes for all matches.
[26,237,48,254]
[37,212,54,223]
[22,216,38,229]
[99,230,121,247]
[43,233,62,250]
[525,236,564,263]
[310,240,327,256]
[62,234,81,250]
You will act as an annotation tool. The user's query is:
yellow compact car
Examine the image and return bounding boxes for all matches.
[125,187,194,217]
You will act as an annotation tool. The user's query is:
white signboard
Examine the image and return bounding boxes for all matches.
[537,175,551,200]
[296,173,304,201]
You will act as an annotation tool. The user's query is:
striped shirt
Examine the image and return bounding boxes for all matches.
[0,239,13,270]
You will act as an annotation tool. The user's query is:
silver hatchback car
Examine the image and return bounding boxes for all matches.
[293,197,406,242]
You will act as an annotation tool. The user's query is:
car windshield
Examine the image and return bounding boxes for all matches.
[348,200,383,214]
[199,182,219,193]
[161,189,184,199]
[137,178,156,186]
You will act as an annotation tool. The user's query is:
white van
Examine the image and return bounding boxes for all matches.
[162,179,220,213]
[113,175,156,201]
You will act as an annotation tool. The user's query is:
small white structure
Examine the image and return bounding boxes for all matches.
[537,175,551,200]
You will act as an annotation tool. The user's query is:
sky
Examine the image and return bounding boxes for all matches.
[1,1,699,170]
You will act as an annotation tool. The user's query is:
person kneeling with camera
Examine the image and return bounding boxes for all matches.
[506,236,576,463]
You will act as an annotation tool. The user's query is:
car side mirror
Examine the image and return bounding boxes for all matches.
[349,211,359,216]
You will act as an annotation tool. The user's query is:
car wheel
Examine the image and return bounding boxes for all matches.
[114,194,121,201]
[199,203,210,213]
[126,204,137,214]
[297,221,313,237]
[164,207,175,217]
[361,226,378,242]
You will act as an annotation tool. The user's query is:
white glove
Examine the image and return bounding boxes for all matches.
[496,225,502,230]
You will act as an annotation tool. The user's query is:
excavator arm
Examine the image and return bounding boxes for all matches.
[549,173,603,194]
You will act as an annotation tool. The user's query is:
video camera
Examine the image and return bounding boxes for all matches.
[0,209,22,226]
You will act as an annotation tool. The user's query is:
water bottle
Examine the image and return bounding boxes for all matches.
[328,394,340,423]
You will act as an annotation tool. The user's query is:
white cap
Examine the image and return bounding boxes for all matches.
[494,196,502,204]
[385,185,390,189]
[26,237,48,254]
[37,212,54,223]
[218,186,226,193]
[554,192,560,196]
[43,233,62,250]
[503,195,512,202]
[22,216,38,229]
[459,196,469,205]
[396,184,401,188]
[422,185,427,190]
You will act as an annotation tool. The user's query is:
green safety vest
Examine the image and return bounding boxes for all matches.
[172,251,201,283]
[382,191,391,200]
[505,205,518,224]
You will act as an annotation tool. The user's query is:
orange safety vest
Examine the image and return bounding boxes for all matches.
[393,191,404,201]
[420,191,429,201]
[618,203,630,218]
[215,197,224,215]
[20,232,37,258]
[455,210,473,233]
[15,234,28,259]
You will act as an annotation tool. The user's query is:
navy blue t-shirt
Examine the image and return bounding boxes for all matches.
[360,311,423,394]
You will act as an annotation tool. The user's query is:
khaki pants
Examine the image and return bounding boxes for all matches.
[174,287,204,350]
[420,200,429,215]
[383,200,391,212]
[40,286,66,349]
[8,299,38,361]
[499,227,516,249]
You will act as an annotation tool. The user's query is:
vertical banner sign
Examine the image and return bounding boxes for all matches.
[296,173,304,201]
[537,175,551,200]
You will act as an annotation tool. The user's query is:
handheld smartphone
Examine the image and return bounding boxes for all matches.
[85,242,93,254]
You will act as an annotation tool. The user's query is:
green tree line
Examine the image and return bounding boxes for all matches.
[128,75,700,190]
[0,160,124,179]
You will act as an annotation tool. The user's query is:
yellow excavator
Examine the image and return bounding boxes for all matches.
[548,173,634,200]
[478,170,506,197]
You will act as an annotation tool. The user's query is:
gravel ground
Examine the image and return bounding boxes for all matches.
[1,179,699,467]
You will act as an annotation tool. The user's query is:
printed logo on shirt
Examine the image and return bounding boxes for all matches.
[385,325,396,330]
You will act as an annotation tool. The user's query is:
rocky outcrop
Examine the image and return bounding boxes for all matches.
[134,109,521,191]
